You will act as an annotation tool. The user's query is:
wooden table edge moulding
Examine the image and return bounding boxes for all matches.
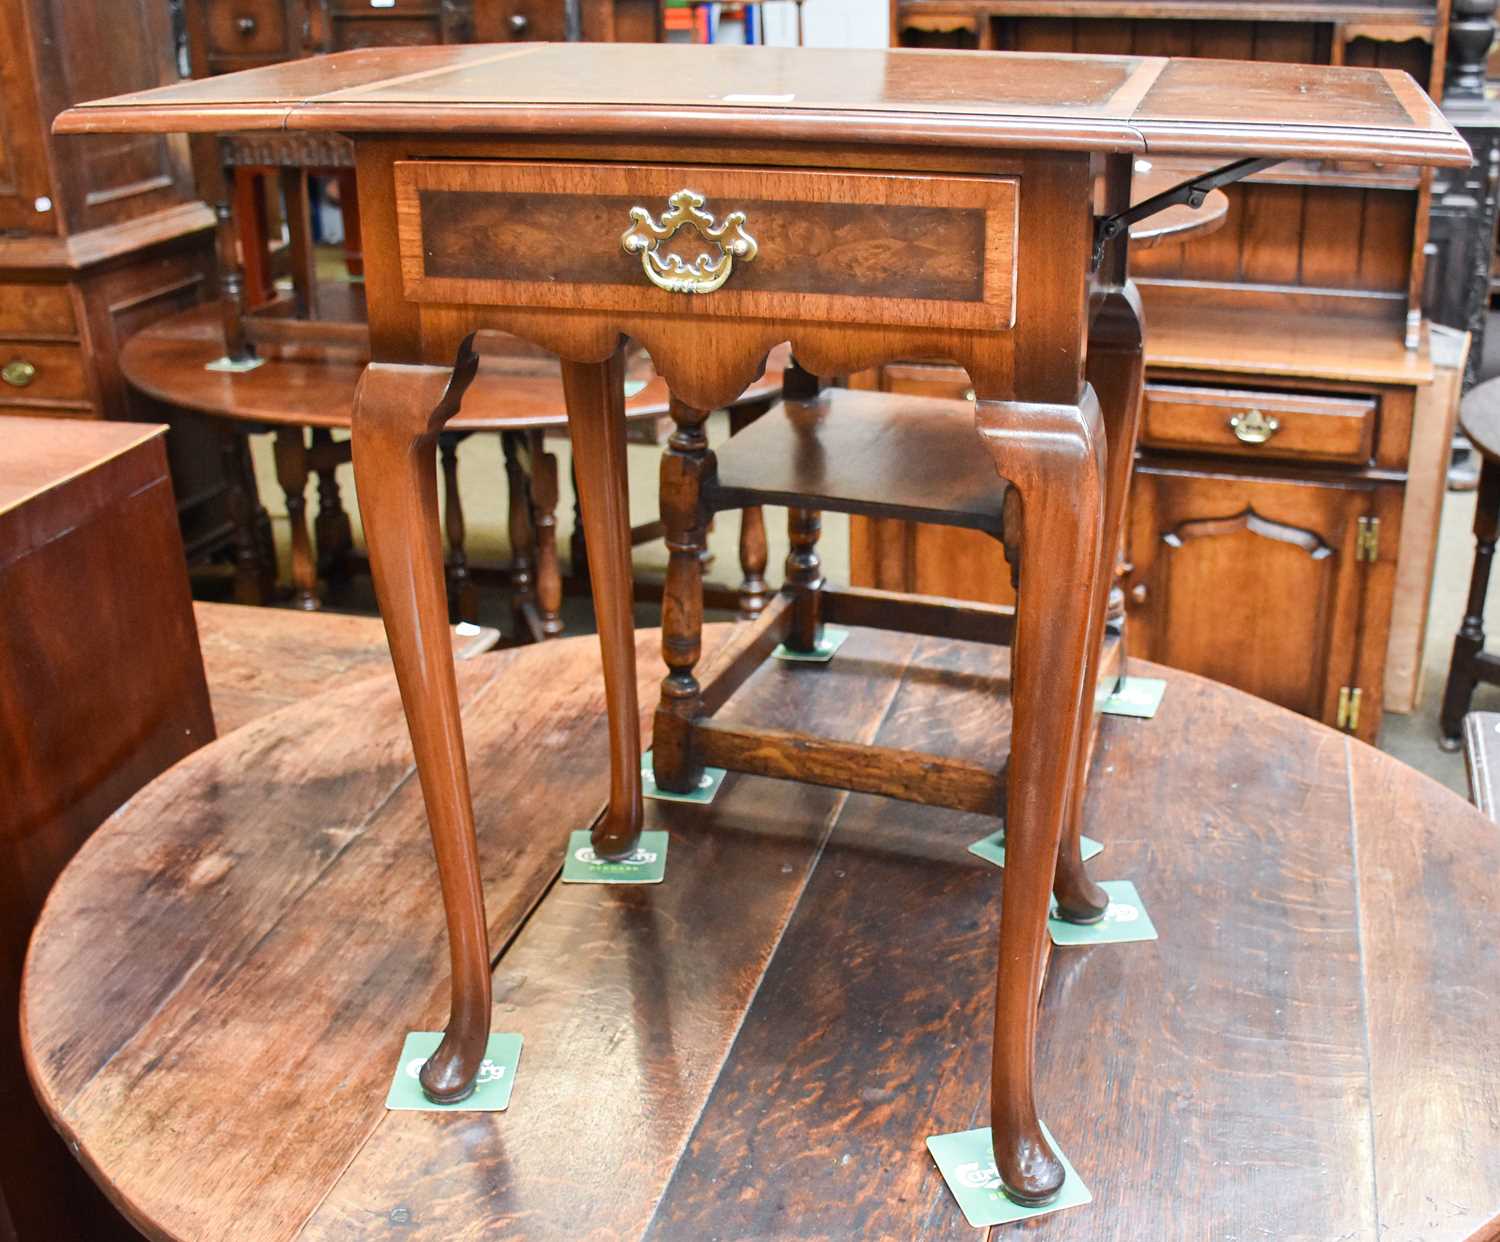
[55,43,1470,1208]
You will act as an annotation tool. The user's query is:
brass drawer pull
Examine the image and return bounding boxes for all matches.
[2,359,37,388]
[621,189,757,294]
[1228,408,1279,444]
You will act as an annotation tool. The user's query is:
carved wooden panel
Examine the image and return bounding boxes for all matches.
[1125,466,1397,735]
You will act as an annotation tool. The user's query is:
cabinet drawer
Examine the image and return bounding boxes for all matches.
[0,284,76,338]
[203,0,291,55]
[396,161,1018,331]
[1141,384,1376,464]
[0,342,91,406]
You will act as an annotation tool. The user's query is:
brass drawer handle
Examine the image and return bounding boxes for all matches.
[621,189,757,295]
[1228,408,1279,445]
[2,359,37,388]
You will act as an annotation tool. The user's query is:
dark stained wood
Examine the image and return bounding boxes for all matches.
[22,634,1500,1240]
[1,417,213,1242]
[708,389,1008,531]
[191,600,498,736]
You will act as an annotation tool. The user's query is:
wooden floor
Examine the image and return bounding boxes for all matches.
[22,624,1500,1241]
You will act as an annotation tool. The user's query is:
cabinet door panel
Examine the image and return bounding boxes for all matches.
[1126,466,1391,734]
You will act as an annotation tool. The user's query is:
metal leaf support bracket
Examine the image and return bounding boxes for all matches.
[1092,157,1283,270]
[621,189,759,294]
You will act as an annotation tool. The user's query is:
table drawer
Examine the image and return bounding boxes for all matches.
[396,161,1018,331]
[1140,384,1376,464]
[0,342,91,406]
[203,0,291,56]
[0,284,76,338]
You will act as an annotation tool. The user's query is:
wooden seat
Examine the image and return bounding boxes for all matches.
[1440,378,1500,746]
[22,628,1500,1240]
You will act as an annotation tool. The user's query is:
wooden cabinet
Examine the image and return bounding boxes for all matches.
[1126,465,1400,735]
[0,0,223,559]
[0,419,214,1239]
[870,2,1457,740]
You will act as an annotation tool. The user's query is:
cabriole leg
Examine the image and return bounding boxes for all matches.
[563,350,644,858]
[976,390,1106,1206]
[351,340,490,1103]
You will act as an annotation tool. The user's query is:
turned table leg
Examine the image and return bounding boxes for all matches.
[351,340,491,1103]
[273,427,320,611]
[310,428,354,582]
[654,397,713,795]
[1052,285,1145,923]
[727,399,770,619]
[220,426,275,605]
[529,429,565,638]
[976,389,1106,1206]
[503,430,540,641]
[563,350,644,858]
[1442,456,1500,746]
[438,432,477,625]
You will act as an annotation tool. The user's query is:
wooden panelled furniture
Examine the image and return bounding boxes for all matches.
[886,1,1460,743]
[1,418,214,1241]
[0,0,225,563]
[21,629,1500,1240]
[58,44,1467,1207]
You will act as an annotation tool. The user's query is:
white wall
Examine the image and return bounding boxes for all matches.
[758,0,887,48]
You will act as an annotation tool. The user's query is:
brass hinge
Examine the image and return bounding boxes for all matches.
[1337,686,1363,733]
[1356,516,1380,563]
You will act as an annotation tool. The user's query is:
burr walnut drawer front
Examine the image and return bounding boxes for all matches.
[0,342,90,407]
[395,161,1018,330]
[1140,384,1377,464]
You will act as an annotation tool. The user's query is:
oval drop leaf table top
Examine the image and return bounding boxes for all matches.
[52,44,1470,169]
[22,627,1500,1241]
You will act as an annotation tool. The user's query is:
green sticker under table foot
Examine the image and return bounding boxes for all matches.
[1049,878,1157,946]
[642,748,726,804]
[385,1032,522,1112]
[926,1121,1092,1228]
[561,828,669,884]
[771,625,850,663]
[1098,675,1167,718]
[968,829,1102,869]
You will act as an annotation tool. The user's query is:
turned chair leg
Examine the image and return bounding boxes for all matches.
[351,340,491,1103]
[654,397,713,795]
[976,389,1106,1206]
[562,351,644,858]
[310,428,354,582]
[438,433,477,624]
[728,398,770,618]
[220,426,275,605]
[503,430,540,642]
[273,427,320,610]
[1053,285,1145,923]
[1442,456,1500,747]
[529,430,565,638]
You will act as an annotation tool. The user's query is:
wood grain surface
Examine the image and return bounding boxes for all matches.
[22,626,1500,1240]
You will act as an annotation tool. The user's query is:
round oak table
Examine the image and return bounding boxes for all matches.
[22,627,1500,1241]
[122,305,786,629]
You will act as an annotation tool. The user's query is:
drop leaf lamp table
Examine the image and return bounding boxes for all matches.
[57,44,1467,1208]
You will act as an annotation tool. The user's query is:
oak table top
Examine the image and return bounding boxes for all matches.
[21,627,1500,1241]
